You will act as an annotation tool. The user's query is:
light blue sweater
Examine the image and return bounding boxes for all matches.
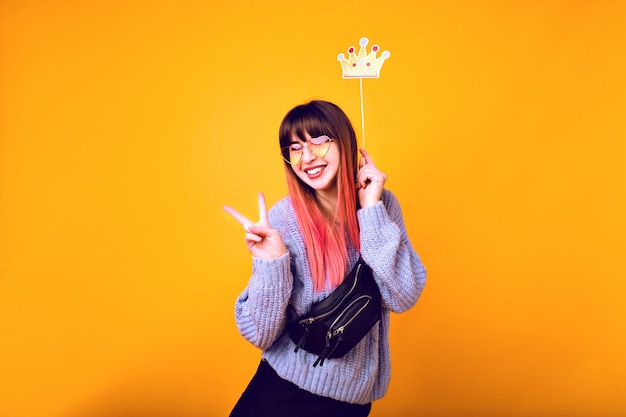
[234,189,426,404]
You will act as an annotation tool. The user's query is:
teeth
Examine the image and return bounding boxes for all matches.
[306,167,324,175]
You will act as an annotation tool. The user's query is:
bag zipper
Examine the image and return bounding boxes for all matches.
[326,295,373,340]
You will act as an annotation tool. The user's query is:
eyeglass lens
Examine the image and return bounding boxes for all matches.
[282,136,332,165]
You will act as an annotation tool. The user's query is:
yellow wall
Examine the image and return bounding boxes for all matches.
[1,1,625,416]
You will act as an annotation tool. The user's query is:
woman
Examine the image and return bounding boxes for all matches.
[223,100,426,416]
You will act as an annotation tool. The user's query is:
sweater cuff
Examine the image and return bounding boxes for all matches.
[250,252,291,289]
[357,201,391,231]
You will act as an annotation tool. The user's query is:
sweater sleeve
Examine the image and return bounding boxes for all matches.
[357,190,426,313]
[234,253,293,350]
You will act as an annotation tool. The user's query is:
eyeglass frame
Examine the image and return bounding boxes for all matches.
[281,135,335,165]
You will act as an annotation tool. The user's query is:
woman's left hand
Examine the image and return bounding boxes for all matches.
[357,148,387,208]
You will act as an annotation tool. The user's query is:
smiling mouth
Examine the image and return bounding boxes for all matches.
[305,166,325,175]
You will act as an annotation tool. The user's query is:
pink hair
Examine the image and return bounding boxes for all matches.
[279,101,360,291]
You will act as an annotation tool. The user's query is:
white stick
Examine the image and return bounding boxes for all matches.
[359,77,365,149]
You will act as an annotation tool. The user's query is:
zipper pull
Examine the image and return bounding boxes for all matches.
[294,329,308,353]
[299,317,315,326]
[335,327,345,342]
[314,345,331,367]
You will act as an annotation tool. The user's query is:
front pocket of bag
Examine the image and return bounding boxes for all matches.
[324,295,379,358]
[328,295,373,336]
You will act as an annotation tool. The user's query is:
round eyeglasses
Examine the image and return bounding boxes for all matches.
[281,135,335,165]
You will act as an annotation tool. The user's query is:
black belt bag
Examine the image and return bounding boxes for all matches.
[286,258,382,367]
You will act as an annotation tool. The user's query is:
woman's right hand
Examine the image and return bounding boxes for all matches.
[223,193,288,259]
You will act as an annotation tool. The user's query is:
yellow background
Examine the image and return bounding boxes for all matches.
[1,1,625,416]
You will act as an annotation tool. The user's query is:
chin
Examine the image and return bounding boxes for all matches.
[297,171,337,193]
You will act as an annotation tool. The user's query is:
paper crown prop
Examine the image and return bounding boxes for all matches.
[337,37,390,79]
[337,37,390,148]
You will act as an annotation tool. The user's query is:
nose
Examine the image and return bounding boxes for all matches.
[300,143,316,164]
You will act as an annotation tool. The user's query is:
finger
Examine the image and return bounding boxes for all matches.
[257,192,269,227]
[245,232,263,243]
[357,170,371,189]
[359,166,382,188]
[358,163,376,177]
[223,206,254,231]
[359,148,376,167]
[247,224,270,236]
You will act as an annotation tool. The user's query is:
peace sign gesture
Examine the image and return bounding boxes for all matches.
[223,193,288,259]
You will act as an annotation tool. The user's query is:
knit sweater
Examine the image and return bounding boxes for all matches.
[234,189,426,405]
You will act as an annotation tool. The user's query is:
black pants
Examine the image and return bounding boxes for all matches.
[229,360,372,417]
